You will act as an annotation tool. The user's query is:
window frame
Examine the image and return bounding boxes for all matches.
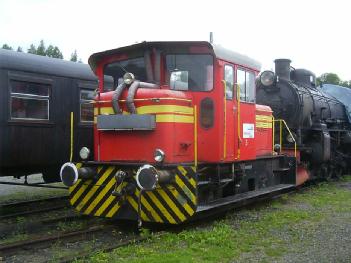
[8,77,51,122]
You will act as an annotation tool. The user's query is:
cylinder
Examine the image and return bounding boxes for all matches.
[274,59,291,81]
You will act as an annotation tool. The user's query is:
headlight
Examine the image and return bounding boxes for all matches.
[136,165,159,191]
[260,71,275,87]
[154,149,165,162]
[79,147,90,160]
[60,162,79,187]
[123,72,135,85]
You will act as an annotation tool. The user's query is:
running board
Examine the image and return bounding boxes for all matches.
[196,184,295,214]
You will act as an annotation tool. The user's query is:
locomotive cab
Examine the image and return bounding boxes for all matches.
[60,42,297,224]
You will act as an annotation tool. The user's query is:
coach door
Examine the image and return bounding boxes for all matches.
[236,68,256,161]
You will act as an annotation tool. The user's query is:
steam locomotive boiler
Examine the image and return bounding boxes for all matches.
[59,41,298,225]
[256,59,351,180]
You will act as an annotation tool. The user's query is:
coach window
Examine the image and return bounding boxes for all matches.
[224,65,234,99]
[166,54,213,91]
[10,80,50,120]
[80,89,95,122]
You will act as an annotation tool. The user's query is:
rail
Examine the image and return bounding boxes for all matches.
[272,118,297,157]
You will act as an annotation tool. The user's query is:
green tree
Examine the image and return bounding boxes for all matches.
[27,40,64,59]
[2,43,13,50]
[36,40,46,56]
[46,45,63,59]
[17,46,23,52]
[317,73,341,85]
[340,80,351,88]
[70,50,78,62]
[27,44,37,54]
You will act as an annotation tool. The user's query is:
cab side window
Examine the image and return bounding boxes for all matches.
[237,69,246,101]
[224,65,234,99]
[236,68,255,103]
[246,71,255,103]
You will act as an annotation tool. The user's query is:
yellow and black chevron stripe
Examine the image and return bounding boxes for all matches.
[68,164,197,224]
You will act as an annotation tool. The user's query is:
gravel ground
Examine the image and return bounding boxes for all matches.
[0,174,67,204]
[235,180,351,263]
[279,214,351,263]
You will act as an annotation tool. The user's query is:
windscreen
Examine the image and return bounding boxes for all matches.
[166,54,213,91]
[104,57,147,91]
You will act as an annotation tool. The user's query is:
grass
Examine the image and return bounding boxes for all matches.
[80,176,351,263]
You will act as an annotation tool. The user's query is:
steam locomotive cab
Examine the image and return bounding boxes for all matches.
[60,42,296,224]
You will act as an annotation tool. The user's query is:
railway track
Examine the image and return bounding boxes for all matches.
[0,195,69,220]
[0,182,318,262]
[0,222,147,263]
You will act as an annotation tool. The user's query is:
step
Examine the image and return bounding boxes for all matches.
[197,184,295,213]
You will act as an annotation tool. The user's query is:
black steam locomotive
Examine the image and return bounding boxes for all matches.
[256,59,351,179]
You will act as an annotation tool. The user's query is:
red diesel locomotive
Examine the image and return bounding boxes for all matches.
[60,41,298,224]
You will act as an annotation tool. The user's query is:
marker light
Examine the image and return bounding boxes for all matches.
[79,147,90,160]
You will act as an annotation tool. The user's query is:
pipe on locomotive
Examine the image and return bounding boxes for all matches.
[112,82,126,114]
[112,50,160,114]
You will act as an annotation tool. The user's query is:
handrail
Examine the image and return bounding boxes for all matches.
[70,112,74,162]
[236,83,241,159]
[194,105,198,168]
[222,80,227,160]
[272,118,297,157]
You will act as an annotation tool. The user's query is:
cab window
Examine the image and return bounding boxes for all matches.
[237,69,246,101]
[236,68,255,103]
[224,65,234,99]
[166,54,213,91]
[104,57,147,92]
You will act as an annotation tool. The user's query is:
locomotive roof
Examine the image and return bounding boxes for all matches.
[88,41,261,73]
[0,49,97,81]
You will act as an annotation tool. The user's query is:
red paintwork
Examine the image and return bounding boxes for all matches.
[238,103,257,160]
[255,105,273,157]
[296,165,310,185]
[94,89,194,164]
[92,42,275,166]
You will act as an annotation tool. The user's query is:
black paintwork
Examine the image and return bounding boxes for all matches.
[0,49,97,182]
[256,59,351,177]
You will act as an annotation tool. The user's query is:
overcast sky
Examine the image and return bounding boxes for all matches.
[0,0,350,80]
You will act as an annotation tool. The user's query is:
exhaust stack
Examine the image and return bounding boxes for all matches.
[274,59,291,81]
